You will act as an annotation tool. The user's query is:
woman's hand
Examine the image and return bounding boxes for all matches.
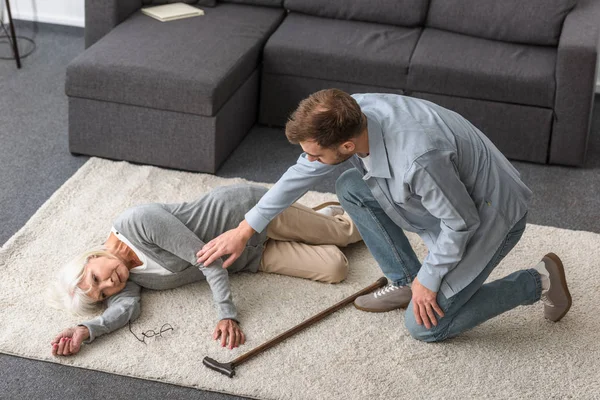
[213,319,246,350]
[51,326,90,356]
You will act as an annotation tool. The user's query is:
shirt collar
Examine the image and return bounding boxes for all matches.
[363,113,391,179]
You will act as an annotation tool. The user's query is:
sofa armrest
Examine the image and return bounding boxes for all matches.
[551,0,600,166]
[85,0,143,48]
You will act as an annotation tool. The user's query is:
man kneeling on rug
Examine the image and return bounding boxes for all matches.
[47,183,362,356]
[198,89,573,342]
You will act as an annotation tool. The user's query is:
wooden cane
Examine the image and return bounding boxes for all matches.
[203,276,388,377]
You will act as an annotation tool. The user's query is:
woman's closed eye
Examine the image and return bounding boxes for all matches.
[92,273,107,300]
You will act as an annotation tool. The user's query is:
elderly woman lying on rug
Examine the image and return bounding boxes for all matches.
[48,183,361,356]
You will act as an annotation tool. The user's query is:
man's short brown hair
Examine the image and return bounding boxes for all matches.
[285,89,366,148]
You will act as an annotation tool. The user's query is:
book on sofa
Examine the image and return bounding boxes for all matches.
[141,3,204,22]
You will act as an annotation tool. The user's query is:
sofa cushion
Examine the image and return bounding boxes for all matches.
[260,73,405,127]
[426,0,576,46]
[221,0,282,7]
[263,13,421,89]
[66,3,284,116]
[408,29,557,108]
[284,0,428,27]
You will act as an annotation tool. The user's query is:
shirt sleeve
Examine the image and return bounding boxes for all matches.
[116,204,238,321]
[79,280,142,343]
[245,153,343,232]
[408,150,481,293]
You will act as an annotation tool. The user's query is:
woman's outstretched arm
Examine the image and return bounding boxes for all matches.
[52,281,141,356]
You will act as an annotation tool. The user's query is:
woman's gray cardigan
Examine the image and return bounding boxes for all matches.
[80,184,269,343]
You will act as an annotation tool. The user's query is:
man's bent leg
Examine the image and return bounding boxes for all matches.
[405,215,542,342]
[266,203,362,247]
[406,269,541,342]
[259,239,348,283]
[336,168,420,286]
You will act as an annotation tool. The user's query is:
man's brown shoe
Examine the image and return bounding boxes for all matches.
[540,253,572,322]
[354,283,412,312]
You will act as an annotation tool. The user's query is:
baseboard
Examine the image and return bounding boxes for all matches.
[5,11,84,28]
[12,19,84,35]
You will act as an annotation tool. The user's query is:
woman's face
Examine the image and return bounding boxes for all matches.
[78,256,130,302]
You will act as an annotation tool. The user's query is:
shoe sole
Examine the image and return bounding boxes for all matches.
[353,302,408,313]
[545,252,572,322]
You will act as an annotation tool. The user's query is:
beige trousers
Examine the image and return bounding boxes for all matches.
[259,202,363,284]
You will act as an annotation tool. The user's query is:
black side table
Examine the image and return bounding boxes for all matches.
[3,0,21,68]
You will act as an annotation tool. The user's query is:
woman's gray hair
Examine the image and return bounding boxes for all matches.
[46,247,117,316]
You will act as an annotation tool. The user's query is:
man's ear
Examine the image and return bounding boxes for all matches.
[339,140,356,154]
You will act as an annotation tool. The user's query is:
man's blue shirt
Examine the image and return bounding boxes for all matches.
[245,93,532,297]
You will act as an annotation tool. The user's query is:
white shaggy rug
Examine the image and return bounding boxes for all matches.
[1,158,599,399]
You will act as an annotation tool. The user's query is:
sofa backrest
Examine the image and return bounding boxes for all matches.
[426,0,577,46]
[284,0,429,27]
[220,0,282,7]
[143,1,218,6]
[145,1,282,7]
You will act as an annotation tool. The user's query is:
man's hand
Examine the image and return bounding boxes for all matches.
[411,277,445,329]
[51,326,90,356]
[197,220,255,269]
[213,319,246,350]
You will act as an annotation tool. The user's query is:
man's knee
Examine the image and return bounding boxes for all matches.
[404,308,442,343]
[335,168,366,202]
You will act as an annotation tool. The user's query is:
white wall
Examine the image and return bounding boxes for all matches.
[1,0,84,27]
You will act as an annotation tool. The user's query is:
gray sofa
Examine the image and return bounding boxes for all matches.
[67,0,600,172]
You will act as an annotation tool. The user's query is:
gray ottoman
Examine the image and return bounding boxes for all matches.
[66,3,284,173]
